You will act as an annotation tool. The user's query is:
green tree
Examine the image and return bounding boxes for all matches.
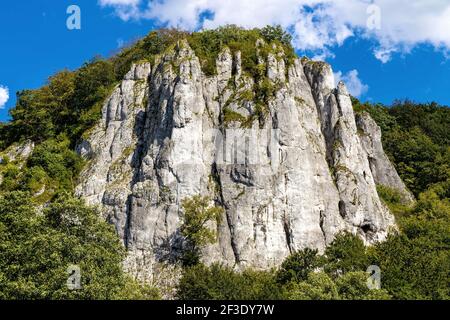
[176,263,282,300]
[383,127,445,195]
[276,248,321,284]
[0,192,159,300]
[260,25,293,47]
[180,195,224,266]
[324,233,369,276]
[336,272,391,300]
[283,272,339,300]
[26,136,84,193]
[389,100,450,146]
[370,189,450,300]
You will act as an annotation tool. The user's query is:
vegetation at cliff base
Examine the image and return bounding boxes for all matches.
[176,235,393,300]
[0,192,159,299]
[177,219,449,300]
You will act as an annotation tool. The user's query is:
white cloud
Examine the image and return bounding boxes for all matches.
[374,47,396,64]
[100,0,139,4]
[334,70,368,97]
[99,0,140,7]
[0,85,9,109]
[98,0,450,63]
[98,0,141,20]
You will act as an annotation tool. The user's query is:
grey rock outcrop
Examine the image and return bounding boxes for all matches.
[0,140,34,163]
[356,112,415,203]
[0,140,35,185]
[76,41,405,278]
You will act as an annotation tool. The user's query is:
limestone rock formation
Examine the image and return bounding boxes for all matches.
[75,40,410,278]
[0,140,34,185]
[356,112,415,203]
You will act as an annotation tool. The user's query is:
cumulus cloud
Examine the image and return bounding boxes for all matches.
[0,85,9,109]
[98,0,450,63]
[334,70,369,97]
[99,0,141,20]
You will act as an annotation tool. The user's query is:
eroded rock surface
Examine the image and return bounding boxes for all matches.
[356,112,415,203]
[76,41,407,279]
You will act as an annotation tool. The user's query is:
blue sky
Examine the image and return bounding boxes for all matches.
[0,0,449,121]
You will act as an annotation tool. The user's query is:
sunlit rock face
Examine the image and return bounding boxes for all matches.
[76,41,407,279]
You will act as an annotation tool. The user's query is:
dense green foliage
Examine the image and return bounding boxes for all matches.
[276,248,321,284]
[4,60,116,148]
[323,233,369,276]
[0,192,159,299]
[177,264,282,300]
[283,271,391,300]
[0,136,85,205]
[372,187,450,299]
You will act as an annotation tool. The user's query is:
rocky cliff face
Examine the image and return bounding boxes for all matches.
[75,40,409,278]
[356,113,415,203]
